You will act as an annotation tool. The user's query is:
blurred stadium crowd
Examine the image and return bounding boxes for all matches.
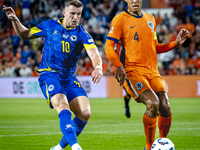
[0,0,200,77]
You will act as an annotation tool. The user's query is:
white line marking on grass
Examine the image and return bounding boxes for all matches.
[0,132,62,137]
[0,126,48,129]
[0,122,199,128]
[87,122,200,126]
[0,128,200,137]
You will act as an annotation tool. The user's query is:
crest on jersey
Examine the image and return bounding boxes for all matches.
[48,84,54,92]
[147,21,154,30]
[136,82,143,90]
[70,35,77,41]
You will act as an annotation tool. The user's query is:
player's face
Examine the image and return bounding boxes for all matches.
[125,0,142,16]
[63,5,83,28]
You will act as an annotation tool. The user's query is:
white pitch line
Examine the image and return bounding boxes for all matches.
[0,132,62,137]
[0,126,49,129]
[0,128,200,137]
[1,122,199,129]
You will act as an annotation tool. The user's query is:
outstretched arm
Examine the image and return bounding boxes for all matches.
[3,5,37,39]
[105,40,127,86]
[156,29,189,54]
[86,48,103,84]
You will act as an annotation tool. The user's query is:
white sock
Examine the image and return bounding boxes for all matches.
[71,143,82,150]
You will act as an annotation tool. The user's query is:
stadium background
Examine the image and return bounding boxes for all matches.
[0,0,199,98]
[0,0,200,150]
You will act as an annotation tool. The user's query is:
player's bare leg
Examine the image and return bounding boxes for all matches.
[70,96,91,122]
[51,94,82,150]
[156,91,172,138]
[139,89,159,150]
[51,96,90,150]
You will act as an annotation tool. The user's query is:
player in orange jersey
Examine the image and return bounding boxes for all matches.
[105,0,189,150]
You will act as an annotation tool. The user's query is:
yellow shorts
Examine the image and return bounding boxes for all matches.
[123,70,166,102]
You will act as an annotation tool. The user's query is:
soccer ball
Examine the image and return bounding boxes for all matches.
[151,138,175,150]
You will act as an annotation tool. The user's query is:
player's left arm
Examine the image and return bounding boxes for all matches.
[86,47,103,84]
[156,29,189,54]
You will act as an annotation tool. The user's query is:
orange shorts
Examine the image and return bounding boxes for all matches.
[123,70,166,102]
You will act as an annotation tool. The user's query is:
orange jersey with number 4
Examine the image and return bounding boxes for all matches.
[107,11,158,74]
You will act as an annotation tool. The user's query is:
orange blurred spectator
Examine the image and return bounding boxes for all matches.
[84,57,92,69]
[32,65,39,76]
[168,63,177,75]
[0,51,3,63]
[15,2,22,20]
[155,12,162,26]
[184,17,195,38]
[172,54,185,74]
[186,54,196,74]
[16,47,22,60]
[3,44,13,62]
[194,54,200,69]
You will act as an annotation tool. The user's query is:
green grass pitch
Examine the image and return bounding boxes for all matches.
[0,97,199,150]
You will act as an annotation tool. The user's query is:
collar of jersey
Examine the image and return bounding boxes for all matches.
[125,10,143,18]
[57,18,78,30]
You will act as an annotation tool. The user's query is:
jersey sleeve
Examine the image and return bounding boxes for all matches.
[30,20,51,37]
[152,15,176,54]
[81,29,97,50]
[107,15,123,43]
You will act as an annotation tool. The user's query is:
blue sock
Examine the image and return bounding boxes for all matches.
[58,110,77,147]
[59,116,88,148]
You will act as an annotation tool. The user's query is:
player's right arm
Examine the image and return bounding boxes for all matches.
[105,38,127,86]
[105,15,128,86]
[3,5,37,39]
[105,15,123,68]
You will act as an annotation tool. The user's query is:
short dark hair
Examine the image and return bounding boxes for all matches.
[65,0,83,8]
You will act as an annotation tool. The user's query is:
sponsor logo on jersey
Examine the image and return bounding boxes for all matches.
[53,30,58,35]
[48,84,54,91]
[109,26,114,33]
[62,34,69,39]
[70,35,77,41]
[130,25,136,29]
[136,82,143,90]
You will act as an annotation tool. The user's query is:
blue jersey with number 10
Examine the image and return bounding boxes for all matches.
[30,18,96,76]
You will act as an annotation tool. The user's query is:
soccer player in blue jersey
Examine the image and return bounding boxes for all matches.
[3,1,103,150]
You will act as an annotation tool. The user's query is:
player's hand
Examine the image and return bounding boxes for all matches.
[175,29,190,46]
[91,68,103,84]
[3,5,17,21]
[115,66,127,86]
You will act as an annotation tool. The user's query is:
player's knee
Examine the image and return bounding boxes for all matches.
[51,94,70,113]
[160,103,171,117]
[79,109,91,122]
[146,99,159,115]
[162,103,170,112]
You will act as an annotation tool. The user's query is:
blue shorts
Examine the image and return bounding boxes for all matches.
[39,72,88,109]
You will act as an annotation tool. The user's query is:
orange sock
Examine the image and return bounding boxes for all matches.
[143,113,157,150]
[158,114,172,138]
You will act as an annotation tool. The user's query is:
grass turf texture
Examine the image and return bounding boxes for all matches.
[0,98,199,150]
